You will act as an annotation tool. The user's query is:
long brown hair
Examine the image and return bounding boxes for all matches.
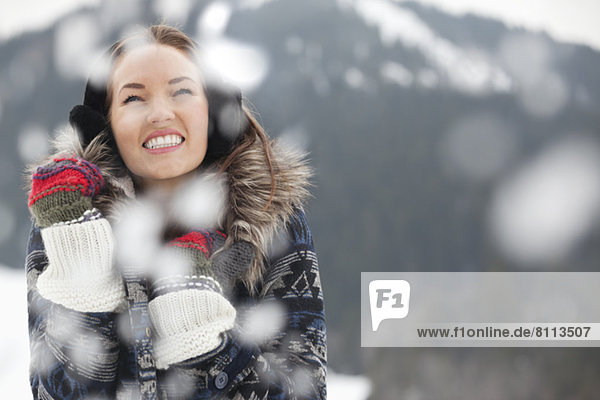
[104,25,280,291]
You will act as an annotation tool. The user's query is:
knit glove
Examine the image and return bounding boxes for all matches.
[28,157,104,228]
[28,157,125,312]
[148,230,255,369]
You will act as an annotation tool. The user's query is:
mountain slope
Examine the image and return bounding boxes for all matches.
[1,1,599,394]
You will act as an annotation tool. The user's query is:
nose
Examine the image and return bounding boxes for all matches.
[147,97,175,125]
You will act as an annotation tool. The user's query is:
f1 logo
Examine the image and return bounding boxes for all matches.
[369,280,411,331]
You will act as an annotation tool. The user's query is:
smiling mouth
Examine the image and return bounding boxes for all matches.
[143,134,185,150]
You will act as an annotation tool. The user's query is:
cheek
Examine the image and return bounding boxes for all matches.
[110,114,139,155]
[188,104,209,141]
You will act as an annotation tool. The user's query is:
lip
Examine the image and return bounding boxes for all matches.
[142,128,185,155]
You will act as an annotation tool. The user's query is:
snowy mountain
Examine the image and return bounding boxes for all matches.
[1,1,600,397]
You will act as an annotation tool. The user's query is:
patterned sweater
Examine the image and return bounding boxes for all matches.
[26,207,326,399]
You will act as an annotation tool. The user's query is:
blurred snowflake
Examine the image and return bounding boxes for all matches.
[498,33,569,118]
[440,114,517,182]
[197,37,269,92]
[197,1,232,38]
[152,0,193,26]
[113,197,164,274]
[489,136,600,266]
[170,172,227,230]
[238,301,285,346]
[54,14,104,80]
[18,124,50,163]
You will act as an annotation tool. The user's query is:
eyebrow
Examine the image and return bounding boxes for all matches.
[119,82,144,93]
[118,76,195,94]
[169,76,195,85]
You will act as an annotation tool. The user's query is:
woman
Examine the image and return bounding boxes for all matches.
[25,24,326,399]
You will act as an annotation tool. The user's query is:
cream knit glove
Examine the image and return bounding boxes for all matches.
[148,231,254,369]
[36,209,125,312]
[29,157,125,312]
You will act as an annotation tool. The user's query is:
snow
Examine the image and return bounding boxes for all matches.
[278,125,311,153]
[194,2,269,92]
[17,124,50,164]
[53,14,104,81]
[345,67,367,90]
[498,33,568,118]
[328,370,372,400]
[197,1,232,38]
[238,302,286,346]
[339,0,513,95]
[152,0,193,26]
[196,37,270,93]
[170,173,227,229]
[395,0,600,52]
[416,68,439,89]
[0,0,100,42]
[0,266,30,398]
[440,114,517,182]
[112,198,163,271]
[489,136,600,266]
[380,61,414,87]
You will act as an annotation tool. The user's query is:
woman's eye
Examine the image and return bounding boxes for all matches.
[123,95,142,104]
[174,88,192,96]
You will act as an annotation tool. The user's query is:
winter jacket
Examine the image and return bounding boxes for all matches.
[25,126,327,399]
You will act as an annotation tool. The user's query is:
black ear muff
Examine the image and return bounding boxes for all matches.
[83,80,109,118]
[69,105,107,149]
[67,45,112,150]
[203,82,247,166]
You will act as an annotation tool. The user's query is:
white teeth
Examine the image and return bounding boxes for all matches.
[143,134,183,149]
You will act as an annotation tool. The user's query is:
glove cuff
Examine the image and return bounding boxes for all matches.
[37,269,126,312]
[149,288,236,369]
[37,213,125,312]
[30,193,94,228]
[149,274,222,299]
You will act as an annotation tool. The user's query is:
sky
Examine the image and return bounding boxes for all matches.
[0,0,599,51]
[0,0,99,42]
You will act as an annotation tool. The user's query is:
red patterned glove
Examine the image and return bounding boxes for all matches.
[28,157,104,227]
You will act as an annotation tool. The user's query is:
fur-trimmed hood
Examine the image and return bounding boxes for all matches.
[28,125,313,288]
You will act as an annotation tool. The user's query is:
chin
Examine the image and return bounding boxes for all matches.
[153,168,198,181]
[152,173,186,181]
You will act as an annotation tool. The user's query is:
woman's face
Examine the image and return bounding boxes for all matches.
[109,44,209,191]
